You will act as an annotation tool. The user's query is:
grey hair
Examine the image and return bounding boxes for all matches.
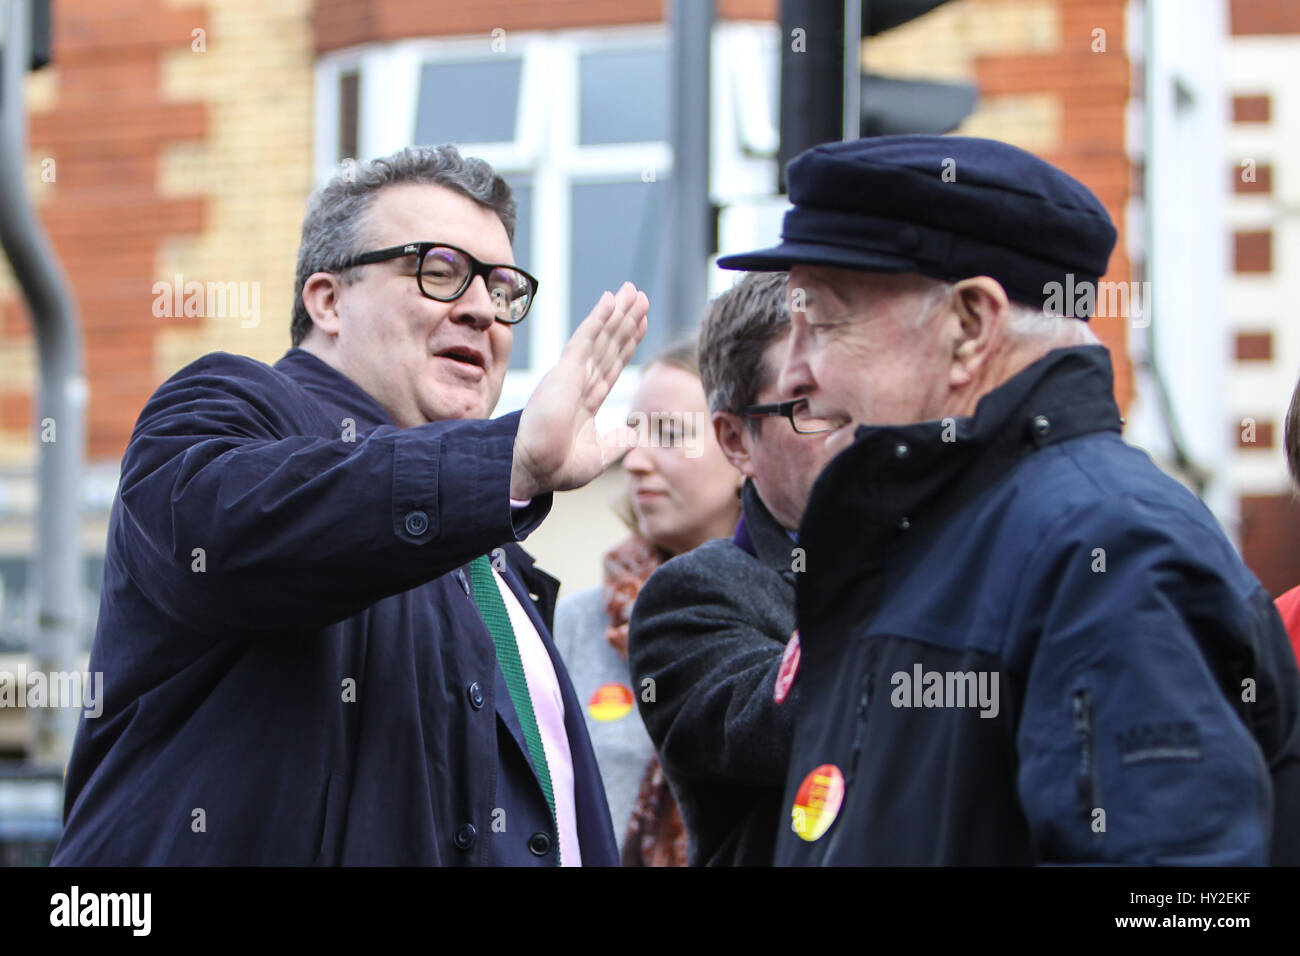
[1004,300,1100,345]
[290,144,516,346]
[698,272,792,428]
[919,276,1099,345]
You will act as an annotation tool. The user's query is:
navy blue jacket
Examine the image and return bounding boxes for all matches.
[779,346,1300,865]
[52,347,618,865]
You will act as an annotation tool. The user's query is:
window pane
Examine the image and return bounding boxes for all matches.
[569,180,668,355]
[504,176,533,370]
[579,48,667,145]
[415,59,522,145]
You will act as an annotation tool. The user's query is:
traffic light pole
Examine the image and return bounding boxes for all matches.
[843,0,862,141]
[778,0,844,190]
[0,0,86,765]
[662,0,713,338]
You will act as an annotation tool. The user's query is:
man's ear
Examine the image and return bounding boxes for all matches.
[948,276,1010,388]
[713,411,758,480]
[301,271,345,340]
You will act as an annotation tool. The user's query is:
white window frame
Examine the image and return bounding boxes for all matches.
[314,22,779,421]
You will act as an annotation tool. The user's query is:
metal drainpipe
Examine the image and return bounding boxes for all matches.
[0,0,87,765]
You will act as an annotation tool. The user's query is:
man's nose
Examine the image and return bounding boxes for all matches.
[778,316,814,399]
[448,275,496,331]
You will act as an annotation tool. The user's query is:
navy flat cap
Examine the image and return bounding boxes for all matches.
[717,135,1118,319]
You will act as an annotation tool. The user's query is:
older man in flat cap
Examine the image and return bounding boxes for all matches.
[719,135,1300,865]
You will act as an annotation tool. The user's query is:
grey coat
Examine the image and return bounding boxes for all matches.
[552,585,655,853]
[628,481,797,865]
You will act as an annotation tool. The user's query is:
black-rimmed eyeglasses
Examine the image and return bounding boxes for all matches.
[742,397,835,435]
[339,241,539,324]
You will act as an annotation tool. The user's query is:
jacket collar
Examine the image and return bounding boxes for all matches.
[799,345,1123,592]
[735,479,798,582]
[275,347,397,432]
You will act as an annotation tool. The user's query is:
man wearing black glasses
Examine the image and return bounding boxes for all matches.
[628,271,834,865]
[54,145,647,866]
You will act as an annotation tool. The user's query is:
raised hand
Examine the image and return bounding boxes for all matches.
[510,281,649,499]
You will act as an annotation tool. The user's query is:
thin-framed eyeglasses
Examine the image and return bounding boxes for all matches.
[338,241,539,324]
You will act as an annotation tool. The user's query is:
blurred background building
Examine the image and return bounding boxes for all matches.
[0,0,1297,851]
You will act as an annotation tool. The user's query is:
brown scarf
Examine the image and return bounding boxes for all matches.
[601,535,688,867]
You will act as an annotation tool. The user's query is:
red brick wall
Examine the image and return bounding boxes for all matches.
[1228,0,1300,592]
[1241,494,1300,596]
[971,0,1135,413]
[1235,331,1273,361]
[1232,93,1271,122]
[1234,230,1273,273]
[315,0,778,52]
[0,0,208,460]
[1231,0,1300,36]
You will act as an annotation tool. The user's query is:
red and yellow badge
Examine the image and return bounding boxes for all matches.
[774,629,801,704]
[587,682,635,722]
[791,764,845,842]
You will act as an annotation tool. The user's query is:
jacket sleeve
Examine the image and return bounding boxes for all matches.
[115,353,552,638]
[628,548,794,786]
[1012,494,1300,864]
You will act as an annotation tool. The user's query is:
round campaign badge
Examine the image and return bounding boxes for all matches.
[773,629,801,704]
[587,682,635,722]
[791,763,845,842]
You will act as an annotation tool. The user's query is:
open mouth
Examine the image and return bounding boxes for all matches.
[435,346,486,372]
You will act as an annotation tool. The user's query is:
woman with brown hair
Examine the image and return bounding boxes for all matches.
[552,340,744,866]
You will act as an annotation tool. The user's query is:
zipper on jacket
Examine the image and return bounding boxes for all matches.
[1072,688,1099,826]
[846,645,879,785]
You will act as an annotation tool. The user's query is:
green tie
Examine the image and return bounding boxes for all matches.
[468,554,559,862]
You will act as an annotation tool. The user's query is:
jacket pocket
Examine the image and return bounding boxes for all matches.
[1071,689,1100,826]
[312,772,347,866]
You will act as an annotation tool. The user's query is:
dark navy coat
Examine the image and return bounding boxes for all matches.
[52,347,618,865]
[779,346,1300,865]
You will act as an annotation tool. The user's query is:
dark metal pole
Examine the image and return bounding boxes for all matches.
[843,0,862,141]
[778,0,844,191]
[662,0,713,339]
[0,0,86,764]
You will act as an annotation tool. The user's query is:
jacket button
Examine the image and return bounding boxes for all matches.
[528,831,552,856]
[454,823,477,850]
[404,510,430,536]
[898,516,911,530]
[467,681,485,710]
[894,442,910,459]
[1032,415,1051,438]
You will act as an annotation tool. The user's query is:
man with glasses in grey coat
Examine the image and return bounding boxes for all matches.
[628,272,833,866]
